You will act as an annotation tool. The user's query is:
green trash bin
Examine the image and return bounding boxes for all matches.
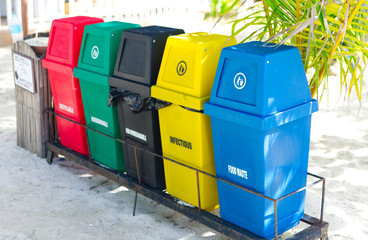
[74,21,141,171]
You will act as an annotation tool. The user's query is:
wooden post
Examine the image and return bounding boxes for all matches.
[12,39,53,158]
[21,0,28,37]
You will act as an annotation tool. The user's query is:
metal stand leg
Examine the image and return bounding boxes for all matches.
[46,150,54,165]
[45,141,329,240]
[133,191,138,216]
[132,146,141,217]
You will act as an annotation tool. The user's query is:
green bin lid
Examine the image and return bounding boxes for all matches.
[76,21,141,76]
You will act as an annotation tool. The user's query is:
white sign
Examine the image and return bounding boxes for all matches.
[91,116,108,128]
[234,72,246,90]
[228,165,248,180]
[59,103,74,114]
[91,46,99,59]
[126,128,147,141]
[13,53,35,93]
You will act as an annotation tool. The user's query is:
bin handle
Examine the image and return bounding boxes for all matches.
[188,32,209,37]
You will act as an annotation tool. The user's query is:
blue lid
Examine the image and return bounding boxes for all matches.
[208,41,313,116]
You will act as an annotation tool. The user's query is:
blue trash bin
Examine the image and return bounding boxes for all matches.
[203,41,318,239]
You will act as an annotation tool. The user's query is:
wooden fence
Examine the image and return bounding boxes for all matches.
[4,0,207,32]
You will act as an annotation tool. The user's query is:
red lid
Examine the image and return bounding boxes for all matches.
[45,16,104,67]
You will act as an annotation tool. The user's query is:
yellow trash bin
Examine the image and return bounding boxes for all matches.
[151,32,236,211]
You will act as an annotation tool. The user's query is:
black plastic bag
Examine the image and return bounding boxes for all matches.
[108,87,171,113]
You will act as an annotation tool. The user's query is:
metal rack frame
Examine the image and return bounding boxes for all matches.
[46,110,329,240]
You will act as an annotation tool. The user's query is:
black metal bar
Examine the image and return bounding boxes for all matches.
[301,215,324,225]
[46,109,126,143]
[46,110,324,211]
[46,110,218,180]
[196,171,201,212]
[285,222,329,240]
[133,147,142,184]
[307,172,324,180]
[133,146,141,217]
[274,201,278,237]
[276,176,325,202]
[46,150,54,165]
[45,110,277,202]
[46,110,325,204]
[45,110,328,239]
[46,141,264,240]
[46,141,329,240]
[133,190,138,217]
[321,179,326,222]
[288,215,329,240]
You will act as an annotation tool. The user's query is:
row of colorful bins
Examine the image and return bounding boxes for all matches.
[42,16,318,239]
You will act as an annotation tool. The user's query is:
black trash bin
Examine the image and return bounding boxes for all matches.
[109,26,184,189]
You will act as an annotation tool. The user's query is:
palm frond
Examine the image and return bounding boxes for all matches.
[218,0,368,101]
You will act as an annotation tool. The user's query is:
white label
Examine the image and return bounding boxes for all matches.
[91,116,108,128]
[59,103,74,114]
[91,46,99,59]
[228,165,248,180]
[126,128,147,141]
[13,53,35,93]
[234,72,246,90]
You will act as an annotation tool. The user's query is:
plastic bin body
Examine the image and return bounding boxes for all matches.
[109,26,184,189]
[118,104,164,188]
[158,104,218,210]
[42,16,103,155]
[74,21,141,171]
[151,32,236,210]
[203,41,318,238]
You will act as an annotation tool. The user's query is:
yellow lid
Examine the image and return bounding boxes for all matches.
[151,32,236,110]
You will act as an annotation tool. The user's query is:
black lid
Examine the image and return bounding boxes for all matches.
[112,25,185,89]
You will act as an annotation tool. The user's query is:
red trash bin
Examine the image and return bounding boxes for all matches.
[42,16,104,155]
